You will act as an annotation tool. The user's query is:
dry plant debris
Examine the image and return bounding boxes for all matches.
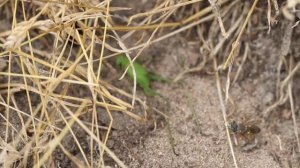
[0,0,299,167]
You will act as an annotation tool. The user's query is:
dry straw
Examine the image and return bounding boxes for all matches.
[0,0,298,167]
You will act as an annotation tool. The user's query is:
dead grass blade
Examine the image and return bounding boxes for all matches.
[214,58,238,168]
[222,0,259,69]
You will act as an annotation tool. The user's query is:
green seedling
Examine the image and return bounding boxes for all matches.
[116,54,168,96]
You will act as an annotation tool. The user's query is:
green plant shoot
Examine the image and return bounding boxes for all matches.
[116,54,156,96]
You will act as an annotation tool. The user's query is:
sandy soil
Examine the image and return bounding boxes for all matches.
[101,1,300,167]
[104,23,300,167]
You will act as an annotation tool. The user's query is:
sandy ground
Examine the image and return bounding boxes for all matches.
[128,77,278,168]
[101,29,299,167]
[105,24,300,167]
